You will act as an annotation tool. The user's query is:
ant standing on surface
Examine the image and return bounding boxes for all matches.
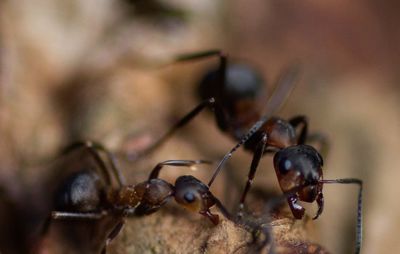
[41,141,234,253]
[127,50,363,254]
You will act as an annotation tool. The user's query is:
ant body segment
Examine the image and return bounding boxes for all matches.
[42,141,232,253]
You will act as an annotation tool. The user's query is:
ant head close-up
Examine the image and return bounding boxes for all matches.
[174,175,220,225]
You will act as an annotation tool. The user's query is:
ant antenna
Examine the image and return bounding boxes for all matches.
[148,160,212,180]
[319,178,363,254]
[207,64,300,186]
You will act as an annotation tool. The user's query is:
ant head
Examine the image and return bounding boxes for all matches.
[174,175,219,224]
[198,63,264,102]
[133,178,174,215]
[273,145,323,199]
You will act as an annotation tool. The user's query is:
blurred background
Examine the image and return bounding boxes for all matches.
[0,0,399,253]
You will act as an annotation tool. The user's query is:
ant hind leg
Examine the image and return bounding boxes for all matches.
[289,115,308,145]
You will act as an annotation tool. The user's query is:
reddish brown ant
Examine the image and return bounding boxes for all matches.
[127,50,363,253]
[41,141,233,253]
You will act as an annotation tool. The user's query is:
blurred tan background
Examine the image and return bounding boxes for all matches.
[0,0,399,253]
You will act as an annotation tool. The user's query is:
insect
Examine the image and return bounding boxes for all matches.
[125,50,363,253]
[41,141,233,253]
[129,50,305,213]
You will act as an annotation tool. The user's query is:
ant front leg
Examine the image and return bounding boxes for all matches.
[307,132,330,160]
[237,133,268,219]
[289,115,308,145]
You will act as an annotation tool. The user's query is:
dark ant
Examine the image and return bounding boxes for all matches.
[41,141,233,253]
[126,50,363,253]
[129,50,304,212]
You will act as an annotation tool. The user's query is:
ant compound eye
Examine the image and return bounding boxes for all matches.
[280,159,292,174]
[284,159,292,170]
[274,149,294,175]
[184,192,196,203]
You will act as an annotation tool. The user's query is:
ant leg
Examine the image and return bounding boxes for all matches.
[237,133,268,219]
[62,141,126,187]
[307,132,330,160]
[130,98,217,159]
[88,142,126,186]
[62,142,112,185]
[173,50,227,99]
[148,160,212,180]
[289,115,308,145]
[51,211,107,220]
[41,211,107,236]
[319,178,363,254]
[101,221,125,254]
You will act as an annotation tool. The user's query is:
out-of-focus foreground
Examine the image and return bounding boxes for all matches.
[0,0,399,253]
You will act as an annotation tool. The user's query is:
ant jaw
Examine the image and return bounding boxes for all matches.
[312,192,324,220]
[287,195,305,220]
[200,209,219,225]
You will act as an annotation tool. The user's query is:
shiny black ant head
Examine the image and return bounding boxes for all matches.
[133,178,174,215]
[174,175,219,225]
[273,145,323,201]
[197,63,264,102]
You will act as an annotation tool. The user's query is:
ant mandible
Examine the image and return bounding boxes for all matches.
[127,50,363,253]
[41,141,232,253]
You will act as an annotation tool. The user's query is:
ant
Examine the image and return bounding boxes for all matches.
[129,50,305,212]
[41,141,233,253]
[126,50,363,253]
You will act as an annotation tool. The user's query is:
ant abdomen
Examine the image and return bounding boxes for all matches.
[53,169,104,212]
[198,63,264,102]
